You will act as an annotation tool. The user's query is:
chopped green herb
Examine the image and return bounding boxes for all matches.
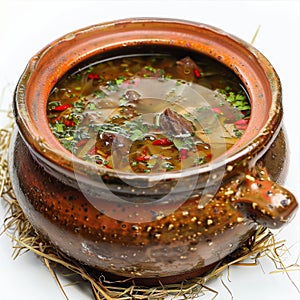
[173,137,194,151]
[119,97,128,107]
[194,157,206,166]
[234,128,243,138]
[83,66,94,74]
[130,129,146,141]
[115,76,126,85]
[47,101,61,110]
[93,90,106,98]
[218,86,250,114]
[161,162,174,171]
[144,65,157,73]
[88,102,96,110]
[54,123,65,133]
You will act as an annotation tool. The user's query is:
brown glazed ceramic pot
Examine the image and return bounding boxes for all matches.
[10,18,298,285]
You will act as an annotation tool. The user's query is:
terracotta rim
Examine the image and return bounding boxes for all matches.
[14,18,282,181]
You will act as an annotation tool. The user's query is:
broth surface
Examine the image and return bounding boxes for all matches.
[47,54,250,173]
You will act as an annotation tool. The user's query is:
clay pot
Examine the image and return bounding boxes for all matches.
[11,18,298,285]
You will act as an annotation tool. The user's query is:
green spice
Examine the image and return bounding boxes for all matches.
[93,90,106,98]
[119,97,128,107]
[234,128,243,138]
[88,102,96,110]
[61,139,75,152]
[218,86,250,114]
[144,65,157,73]
[47,101,61,110]
[123,118,150,141]
[194,157,206,166]
[130,129,145,141]
[56,123,65,133]
[161,162,174,171]
[173,137,194,151]
[115,76,126,85]
[84,66,94,74]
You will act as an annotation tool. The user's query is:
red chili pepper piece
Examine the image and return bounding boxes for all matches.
[180,149,189,160]
[211,107,223,114]
[87,73,100,80]
[142,147,148,155]
[136,155,150,162]
[206,153,212,160]
[234,119,249,125]
[76,139,89,147]
[235,124,248,130]
[193,68,201,78]
[53,116,61,122]
[88,146,97,155]
[152,138,173,146]
[63,120,75,127]
[234,118,249,130]
[52,104,71,111]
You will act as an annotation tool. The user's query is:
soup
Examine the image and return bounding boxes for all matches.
[47,53,250,173]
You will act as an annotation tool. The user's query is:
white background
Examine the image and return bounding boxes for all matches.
[0,0,299,299]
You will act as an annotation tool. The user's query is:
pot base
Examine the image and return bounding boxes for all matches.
[84,262,219,286]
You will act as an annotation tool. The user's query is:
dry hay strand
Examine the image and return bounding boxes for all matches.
[0,114,297,300]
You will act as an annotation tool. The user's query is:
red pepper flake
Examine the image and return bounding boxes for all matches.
[53,116,61,122]
[87,73,100,80]
[142,147,148,155]
[180,149,189,160]
[234,119,249,125]
[211,107,223,114]
[235,124,248,130]
[193,68,201,78]
[52,104,71,111]
[136,155,150,162]
[88,146,97,155]
[206,153,213,160]
[234,118,249,130]
[76,139,89,147]
[152,138,173,146]
[63,120,75,127]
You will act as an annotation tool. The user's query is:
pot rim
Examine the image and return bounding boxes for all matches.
[14,17,282,182]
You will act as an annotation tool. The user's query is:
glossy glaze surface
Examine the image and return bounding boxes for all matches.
[11,18,298,284]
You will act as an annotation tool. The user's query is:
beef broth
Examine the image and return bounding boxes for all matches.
[47,53,250,173]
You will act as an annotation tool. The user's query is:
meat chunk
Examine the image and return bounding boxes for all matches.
[159,108,195,136]
[96,131,130,154]
[175,56,202,80]
[96,132,115,157]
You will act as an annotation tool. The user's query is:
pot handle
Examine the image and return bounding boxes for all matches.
[234,163,298,229]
